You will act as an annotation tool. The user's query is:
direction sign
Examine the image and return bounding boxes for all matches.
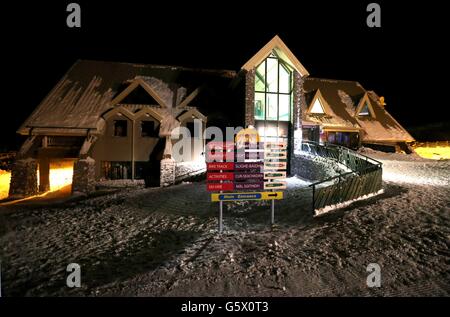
[264,181,287,190]
[234,172,264,180]
[264,171,287,179]
[206,141,235,150]
[235,162,263,170]
[211,191,283,202]
[265,151,287,159]
[207,172,234,181]
[207,162,234,170]
[207,183,234,192]
[264,161,287,171]
[264,142,287,150]
[234,182,264,190]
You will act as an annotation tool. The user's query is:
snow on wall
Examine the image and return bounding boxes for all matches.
[175,161,206,182]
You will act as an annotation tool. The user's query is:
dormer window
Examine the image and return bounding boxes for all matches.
[307,90,329,115]
[359,102,370,116]
[355,94,376,118]
[310,98,325,114]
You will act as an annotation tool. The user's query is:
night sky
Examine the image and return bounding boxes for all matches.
[1,0,448,150]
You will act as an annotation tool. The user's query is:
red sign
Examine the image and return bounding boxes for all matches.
[207,172,234,181]
[206,141,235,150]
[207,162,235,170]
[235,152,264,161]
[207,183,234,192]
[206,151,235,162]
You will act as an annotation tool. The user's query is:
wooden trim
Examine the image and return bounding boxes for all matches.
[306,89,333,115]
[322,127,361,132]
[102,106,135,121]
[178,87,202,108]
[109,78,167,108]
[177,108,207,123]
[355,93,376,118]
[241,35,309,77]
[134,108,164,122]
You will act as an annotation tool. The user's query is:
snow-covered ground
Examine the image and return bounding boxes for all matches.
[0,151,449,296]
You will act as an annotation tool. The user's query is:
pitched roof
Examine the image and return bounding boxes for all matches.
[241,35,310,77]
[18,60,236,134]
[304,78,414,141]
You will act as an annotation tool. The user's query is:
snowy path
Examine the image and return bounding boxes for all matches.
[0,154,449,296]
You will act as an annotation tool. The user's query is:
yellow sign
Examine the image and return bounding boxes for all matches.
[211,191,283,202]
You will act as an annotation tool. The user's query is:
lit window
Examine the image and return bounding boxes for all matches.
[255,94,265,120]
[359,102,370,116]
[253,51,292,122]
[113,120,127,137]
[310,98,325,114]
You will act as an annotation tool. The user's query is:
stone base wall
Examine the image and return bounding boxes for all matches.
[291,153,344,182]
[160,158,176,187]
[8,158,38,198]
[175,161,206,183]
[72,157,96,195]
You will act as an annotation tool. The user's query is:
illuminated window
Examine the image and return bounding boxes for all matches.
[359,102,370,116]
[254,51,292,122]
[310,98,325,114]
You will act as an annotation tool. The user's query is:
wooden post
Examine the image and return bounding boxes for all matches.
[312,184,316,214]
[39,158,50,192]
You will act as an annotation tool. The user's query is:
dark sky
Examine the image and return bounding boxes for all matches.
[1,0,448,149]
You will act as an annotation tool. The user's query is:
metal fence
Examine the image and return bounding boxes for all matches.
[301,142,383,213]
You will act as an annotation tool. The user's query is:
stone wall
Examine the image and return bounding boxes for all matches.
[160,158,176,187]
[291,71,307,170]
[72,157,96,195]
[175,160,206,183]
[8,158,38,198]
[291,153,344,182]
[244,69,255,127]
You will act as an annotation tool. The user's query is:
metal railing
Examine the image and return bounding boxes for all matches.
[301,141,382,213]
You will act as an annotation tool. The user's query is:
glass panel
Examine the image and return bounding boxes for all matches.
[255,62,266,92]
[278,94,290,121]
[266,94,278,120]
[279,64,291,94]
[266,58,278,93]
[310,98,325,114]
[255,92,265,120]
[359,102,370,115]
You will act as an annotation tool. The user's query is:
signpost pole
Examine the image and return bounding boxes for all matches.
[219,200,223,234]
[219,166,223,234]
[271,198,275,225]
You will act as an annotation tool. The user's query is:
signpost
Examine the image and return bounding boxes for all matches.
[211,191,283,202]
[206,130,288,233]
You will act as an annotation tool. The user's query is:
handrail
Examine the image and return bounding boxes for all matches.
[301,141,383,213]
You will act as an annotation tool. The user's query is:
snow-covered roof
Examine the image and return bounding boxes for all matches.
[304,78,414,142]
[18,60,236,135]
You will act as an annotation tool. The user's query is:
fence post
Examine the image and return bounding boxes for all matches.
[312,184,315,214]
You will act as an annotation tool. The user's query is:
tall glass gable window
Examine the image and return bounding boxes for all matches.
[254,52,293,122]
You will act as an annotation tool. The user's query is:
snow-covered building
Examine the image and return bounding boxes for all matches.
[9,35,413,197]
